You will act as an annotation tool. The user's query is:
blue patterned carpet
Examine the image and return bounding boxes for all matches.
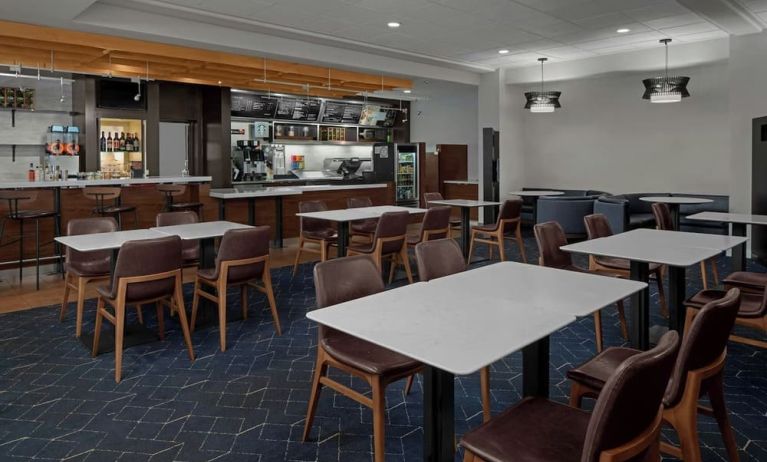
[0,237,765,461]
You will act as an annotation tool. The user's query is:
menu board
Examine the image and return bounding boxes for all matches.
[358,104,396,127]
[322,102,363,124]
[231,93,278,118]
[273,98,323,121]
[274,99,296,119]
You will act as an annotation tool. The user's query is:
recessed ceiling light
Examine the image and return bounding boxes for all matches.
[403,89,412,94]
[498,49,510,54]
[616,28,630,33]
[387,21,401,28]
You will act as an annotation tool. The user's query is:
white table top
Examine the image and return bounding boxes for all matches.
[55,229,166,252]
[209,187,303,199]
[443,180,479,185]
[562,228,747,267]
[640,196,713,205]
[296,205,427,222]
[428,199,501,208]
[686,211,767,226]
[307,262,645,375]
[152,221,252,240]
[0,176,211,189]
[508,190,564,197]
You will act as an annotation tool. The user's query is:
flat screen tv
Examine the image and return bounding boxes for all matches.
[97,79,147,110]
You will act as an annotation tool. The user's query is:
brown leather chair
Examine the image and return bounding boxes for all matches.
[91,235,194,383]
[59,217,118,337]
[407,206,451,247]
[0,190,58,290]
[303,255,422,462]
[460,331,680,462]
[534,221,629,351]
[347,211,414,284]
[722,271,767,296]
[467,199,526,264]
[156,211,200,267]
[190,226,280,352]
[685,281,767,349]
[347,196,378,243]
[415,239,492,422]
[423,191,462,234]
[652,202,719,290]
[83,186,138,230]
[584,213,669,318]
[567,289,741,462]
[292,200,337,276]
[157,184,204,217]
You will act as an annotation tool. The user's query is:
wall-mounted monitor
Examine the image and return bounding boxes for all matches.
[96,79,147,110]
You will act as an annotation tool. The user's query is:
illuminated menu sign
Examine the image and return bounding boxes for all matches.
[231,93,278,118]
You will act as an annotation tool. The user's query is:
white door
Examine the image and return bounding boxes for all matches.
[158,122,189,176]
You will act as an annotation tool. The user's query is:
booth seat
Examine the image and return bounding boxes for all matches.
[536,194,603,239]
[520,187,608,226]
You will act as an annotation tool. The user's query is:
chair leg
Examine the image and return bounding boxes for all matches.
[241,285,248,320]
[467,232,476,264]
[371,376,387,462]
[174,278,195,362]
[569,381,590,408]
[292,237,304,277]
[655,269,669,318]
[700,261,709,290]
[616,299,629,341]
[92,297,105,357]
[190,278,200,333]
[400,248,414,284]
[388,253,398,284]
[218,283,227,352]
[18,219,23,285]
[35,218,40,290]
[707,372,740,462]
[404,374,415,396]
[156,302,165,341]
[135,305,144,325]
[496,234,506,262]
[302,347,328,442]
[674,404,703,462]
[59,272,72,322]
[480,366,491,422]
[114,300,126,383]
[710,257,720,287]
[516,226,527,263]
[463,449,478,462]
[263,267,282,335]
[75,277,87,338]
[593,310,603,353]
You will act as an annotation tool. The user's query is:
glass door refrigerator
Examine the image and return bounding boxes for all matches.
[395,143,419,207]
[97,118,145,178]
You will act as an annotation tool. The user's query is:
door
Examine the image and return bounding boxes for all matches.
[436,144,468,195]
[159,122,190,176]
[752,116,767,263]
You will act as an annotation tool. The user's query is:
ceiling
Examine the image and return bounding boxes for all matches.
[0,0,764,79]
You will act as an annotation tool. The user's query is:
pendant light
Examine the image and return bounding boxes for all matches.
[524,58,561,113]
[642,39,690,103]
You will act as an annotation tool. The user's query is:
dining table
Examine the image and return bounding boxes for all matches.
[686,211,767,272]
[639,196,713,230]
[424,199,501,257]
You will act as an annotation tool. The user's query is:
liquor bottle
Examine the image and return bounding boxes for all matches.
[106,132,113,151]
[27,163,35,182]
[125,133,133,152]
[120,132,126,151]
[132,132,140,151]
[100,131,106,151]
[181,160,189,177]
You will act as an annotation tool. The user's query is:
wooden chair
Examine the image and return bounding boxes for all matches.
[652,202,719,289]
[423,192,462,237]
[460,331,680,462]
[83,186,138,230]
[303,255,422,462]
[190,226,281,352]
[568,289,741,462]
[156,184,204,218]
[156,211,200,268]
[534,221,629,352]
[347,196,378,243]
[415,238,492,423]
[407,206,451,248]
[59,217,118,337]
[347,211,413,284]
[467,199,526,264]
[584,213,669,318]
[91,235,195,383]
[292,200,337,276]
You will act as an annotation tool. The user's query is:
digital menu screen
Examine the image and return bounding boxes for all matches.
[358,104,396,127]
[274,99,296,119]
[231,93,278,118]
[292,99,322,121]
[322,102,364,124]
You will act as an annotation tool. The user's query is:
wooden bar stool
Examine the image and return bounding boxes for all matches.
[157,184,204,218]
[83,187,138,230]
[292,200,337,276]
[0,190,57,289]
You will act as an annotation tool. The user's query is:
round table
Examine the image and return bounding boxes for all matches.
[508,190,565,224]
[640,196,713,230]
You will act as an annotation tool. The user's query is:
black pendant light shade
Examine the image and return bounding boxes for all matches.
[642,39,690,103]
[524,58,561,113]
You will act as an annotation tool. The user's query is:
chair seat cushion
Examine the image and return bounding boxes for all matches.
[170,202,203,209]
[303,229,337,241]
[472,223,498,233]
[100,205,136,214]
[629,213,656,228]
[65,261,110,278]
[460,397,590,462]
[449,219,462,227]
[197,268,217,281]
[321,329,421,376]
[566,347,640,391]
[724,271,767,292]
[686,289,764,318]
[13,209,57,220]
[347,241,373,254]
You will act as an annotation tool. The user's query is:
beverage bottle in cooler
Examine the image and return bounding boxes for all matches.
[100,131,106,151]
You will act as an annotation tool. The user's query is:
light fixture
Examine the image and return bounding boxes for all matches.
[616,28,630,33]
[524,57,561,113]
[403,89,412,94]
[59,76,65,103]
[498,49,510,54]
[387,21,401,28]
[642,38,689,103]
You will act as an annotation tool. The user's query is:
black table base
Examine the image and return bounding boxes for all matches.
[522,335,550,398]
[629,261,650,350]
[423,366,454,462]
[460,208,471,258]
[667,265,686,333]
[81,323,159,355]
[732,222,747,272]
[336,222,349,257]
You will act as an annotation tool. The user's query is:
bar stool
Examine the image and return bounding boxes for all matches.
[83,187,138,230]
[0,190,57,290]
[157,184,204,218]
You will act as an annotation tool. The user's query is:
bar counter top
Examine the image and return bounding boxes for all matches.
[0,176,212,189]
[209,182,388,199]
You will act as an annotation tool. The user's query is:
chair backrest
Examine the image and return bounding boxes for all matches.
[65,217,118,274]
[534,221,573,269]
[0,190,36,216]
[83,187,121,201]
[651,202,674,231]
[422,192,444,208]
[156,184,186,196]
[110,235,182,302]
[415,239,465,281]
[347,196,373,209]
[664,288,741,406]
[156,211,199,262]
[215,226,271,284]
[581,331,680,462]
[314,255,385,308]
[498,198,523,222]
[418,206,451,241]
[372,211,410,254]
[584,213,614,240]
[299,200,333,234]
